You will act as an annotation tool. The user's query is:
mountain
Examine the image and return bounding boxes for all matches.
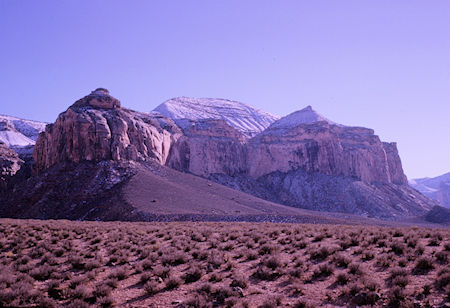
[0,89,440,222]
[410,172,450,208]
[168,106,436,219]
[153,97,279,138]
[0,114,46,148]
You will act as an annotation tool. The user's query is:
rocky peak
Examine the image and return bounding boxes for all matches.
[153,97,279,138]
[267,105,338,131]
[71,88,121,109]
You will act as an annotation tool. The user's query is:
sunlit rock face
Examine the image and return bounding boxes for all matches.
[33,89,182,173]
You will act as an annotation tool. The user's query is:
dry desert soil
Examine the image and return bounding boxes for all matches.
[0,219,449,307]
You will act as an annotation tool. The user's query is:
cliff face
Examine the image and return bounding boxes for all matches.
[247,122,407,185]
[33,89,182,173]
[167,119,247,177]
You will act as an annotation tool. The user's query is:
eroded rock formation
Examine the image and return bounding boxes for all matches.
[33,89,182,172]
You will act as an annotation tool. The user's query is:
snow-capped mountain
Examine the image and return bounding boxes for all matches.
[153,97,279,138]
[0,114,47,149]
[267,105,339,131]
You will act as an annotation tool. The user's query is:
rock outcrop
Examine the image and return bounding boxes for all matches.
[33,89,182,173]
[0,142,23,189]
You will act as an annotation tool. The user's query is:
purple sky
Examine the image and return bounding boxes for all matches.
[1,0,449,179]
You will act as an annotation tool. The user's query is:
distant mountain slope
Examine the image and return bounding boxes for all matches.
[410,172,450,208]
[153,97,279,138]
[0,114,46,146]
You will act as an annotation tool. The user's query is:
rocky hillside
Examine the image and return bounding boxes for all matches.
[153,97,279,138]
[0,89,440,222]
[410,172,450,208]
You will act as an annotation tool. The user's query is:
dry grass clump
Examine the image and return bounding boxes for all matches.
[0,219,448,307]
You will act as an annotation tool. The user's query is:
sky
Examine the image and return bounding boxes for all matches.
[0,0,449,179]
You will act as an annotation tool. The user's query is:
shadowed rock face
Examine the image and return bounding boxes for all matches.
[33,90,182,173]
[0,142,23,188]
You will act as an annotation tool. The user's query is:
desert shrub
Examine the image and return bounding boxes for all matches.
[165,275,182,290]
[352,291,379,306]
[184,266,203,283]
[209,272,223,283]
[144,280,159,295]
[435,269,450,290]
[140,272,152,284]
[30,265,53,281]
[108,267,128,280]
[259,296,282,307]
[230,274,247,289]
[293,300,315,308]
[387,287,407,307]
[312,263,334,279]
[69,256,85,270]
[263,256,283,270]
[435,251,448,264]
[93,283,112,298]
[253,266,281,281]
[104,278,118,289]
[184,294,211,308]
[47,280,62,300]
[413,257,434,274]
[336,272,350,285]
[97,296,114,307]
[65,299,90,308]
[360,251,374,261]
[259,244,277,255]
[376,255,392,268]
[71,285,91,300]
[310,246,333,261]
[162,251,187,266]
[390,241,405,255]
[348,263,364,276]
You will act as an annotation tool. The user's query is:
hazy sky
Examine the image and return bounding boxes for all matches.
[1,0,449,179]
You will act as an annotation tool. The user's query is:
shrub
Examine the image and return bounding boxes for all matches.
[230,274,247,289]
[312,263,334,280]
[390,241,405,255]
[165,275,182,290]
[310,246,333,261]
[336,272,350,285]
[184,267,203,284]
[348,263,364,276]
[144,280,159,296]
[435,251,448,264]
[414,257,434,274]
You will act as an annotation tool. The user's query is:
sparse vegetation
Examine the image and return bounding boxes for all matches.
[0,219,447,307]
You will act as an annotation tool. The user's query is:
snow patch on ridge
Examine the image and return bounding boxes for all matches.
[153,97,280,138]
[267,106,339,131]
[0,114,47,148]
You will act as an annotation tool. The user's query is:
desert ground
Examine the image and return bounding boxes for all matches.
[0,219,448,307]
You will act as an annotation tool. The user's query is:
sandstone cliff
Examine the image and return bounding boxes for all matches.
[34,89,182,173]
